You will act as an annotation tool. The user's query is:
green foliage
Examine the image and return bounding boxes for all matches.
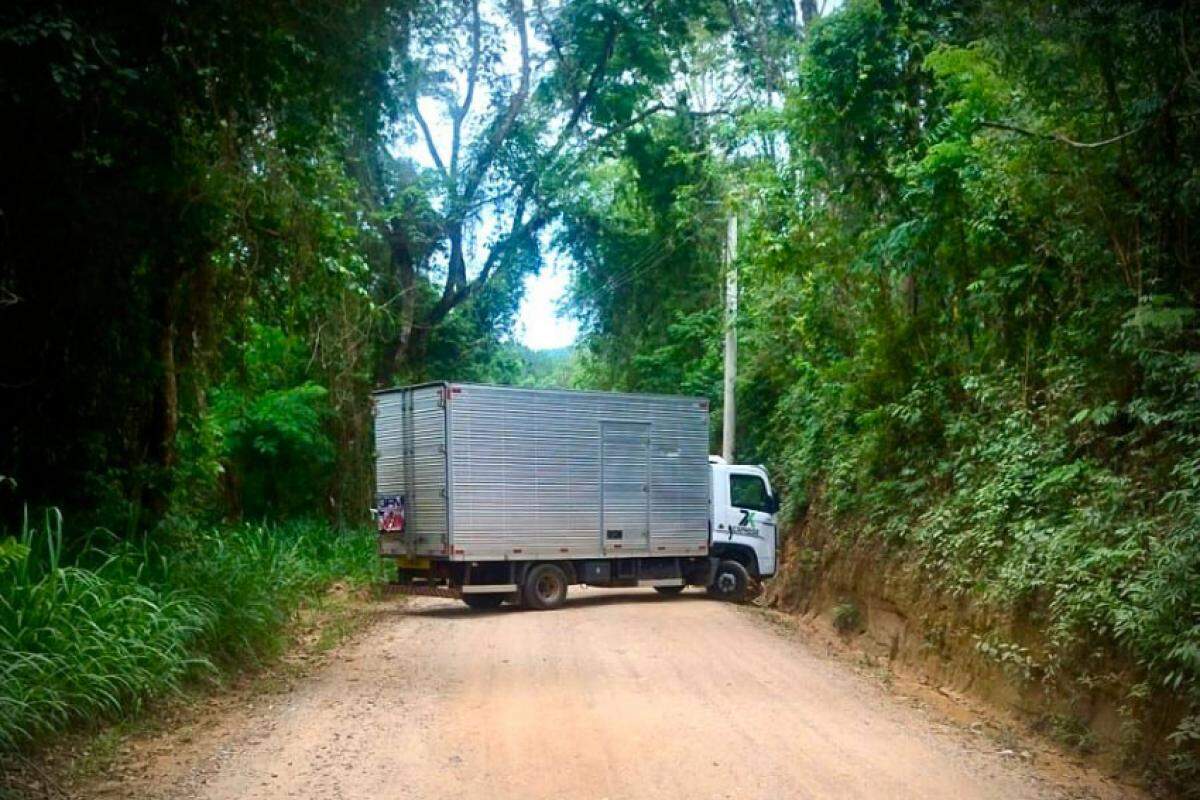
[505,346,581,388]
[744,4,1200,772]
[0,510,378,751]
[1041,713,1098,756]
[208,326,336,519]
[566,0,1200,777]
[832,601,862,635]
[0,0,398,527]
[559,113,725,416]
[216,382,334,518]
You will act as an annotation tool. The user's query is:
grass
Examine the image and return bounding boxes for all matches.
[1039,713,1098,756]
[832,601,862,635]
[0,509,381,753]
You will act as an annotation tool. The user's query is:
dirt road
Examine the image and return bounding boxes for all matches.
[134,589,1134,800]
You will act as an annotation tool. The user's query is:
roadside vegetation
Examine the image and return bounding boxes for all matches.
[2,0,1197,792]
[0,512,378,751]
[557,0,1200,788]
[0,0,699,762]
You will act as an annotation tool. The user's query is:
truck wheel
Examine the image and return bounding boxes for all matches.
[707,560,751,602]
[461,593,505,610]
[654,585,686,596]
[523,564,569,610]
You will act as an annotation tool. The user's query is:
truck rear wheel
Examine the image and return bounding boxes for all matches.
[461,593,505,610]
[523,564,569,610]
[707,559,751,602]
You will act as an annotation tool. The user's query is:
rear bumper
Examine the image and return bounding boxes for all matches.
[384,553,434,571]
[378,534,448,560]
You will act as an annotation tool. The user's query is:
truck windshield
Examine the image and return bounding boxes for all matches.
[730,474,772,513]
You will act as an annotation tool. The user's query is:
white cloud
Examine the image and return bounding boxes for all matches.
[517,259,578,350]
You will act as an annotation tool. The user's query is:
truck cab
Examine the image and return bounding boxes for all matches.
[708,456,779,586]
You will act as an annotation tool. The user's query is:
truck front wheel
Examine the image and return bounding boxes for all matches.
[707,559,751,602]
[523,564,569,610]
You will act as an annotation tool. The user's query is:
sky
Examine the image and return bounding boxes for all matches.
[516,258,579,350]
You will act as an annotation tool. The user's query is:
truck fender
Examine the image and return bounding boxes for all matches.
[709,544,760,579]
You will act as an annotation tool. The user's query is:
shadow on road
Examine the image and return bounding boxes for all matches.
[398,589,714,619]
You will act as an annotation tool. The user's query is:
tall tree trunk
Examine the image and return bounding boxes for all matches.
[160,313,178,470]
[378,221,420,385]
[143,272,180,517]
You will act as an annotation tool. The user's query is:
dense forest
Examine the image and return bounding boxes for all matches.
[2,0,1199,791]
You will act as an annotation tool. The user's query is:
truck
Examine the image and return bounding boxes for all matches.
[373,382,778,610]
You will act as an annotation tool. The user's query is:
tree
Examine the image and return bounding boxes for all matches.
[375,0,718,381]
[0,0,399,525]
[563,0,1200,780]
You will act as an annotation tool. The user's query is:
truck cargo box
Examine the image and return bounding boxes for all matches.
[374,383,711,561]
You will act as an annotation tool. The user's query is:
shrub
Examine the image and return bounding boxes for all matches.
[833,601,862,635]
[209,325,338,519]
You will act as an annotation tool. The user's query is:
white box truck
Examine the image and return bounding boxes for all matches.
[373,382,778,610]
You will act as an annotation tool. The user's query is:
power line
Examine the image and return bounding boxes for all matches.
[569,225,704,310]
[566,172,720,309]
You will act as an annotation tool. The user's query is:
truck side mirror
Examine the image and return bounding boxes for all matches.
[767,495,780,514]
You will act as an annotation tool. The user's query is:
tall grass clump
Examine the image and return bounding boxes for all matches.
[0,510,379,751]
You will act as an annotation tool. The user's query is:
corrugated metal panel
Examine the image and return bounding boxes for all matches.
[446,384,710,560]
[374,385,448,556]
[601,421,650,553]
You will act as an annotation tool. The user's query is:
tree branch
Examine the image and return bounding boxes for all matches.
[398,0,662,360]
[538,102,724,203]
[424,197,549,329]
[978,119,1153,149]
[460,0,531,205]
[977,79,1185,151]
[799,0,819,29]
[534,0,567,70]
[472,195,533,291]
[450,0,482,179]
[723,0,785,94]
[411,95,449,177]
[541,18,620,167]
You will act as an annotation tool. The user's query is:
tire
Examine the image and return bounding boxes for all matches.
[461,593,505,610]
[707,559,751,602]
[522,564,569,610]
[653,585,686,596]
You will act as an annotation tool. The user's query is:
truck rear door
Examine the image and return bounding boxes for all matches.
[600,421,651,554]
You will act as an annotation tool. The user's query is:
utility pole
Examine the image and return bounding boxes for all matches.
[722,213,738,463]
